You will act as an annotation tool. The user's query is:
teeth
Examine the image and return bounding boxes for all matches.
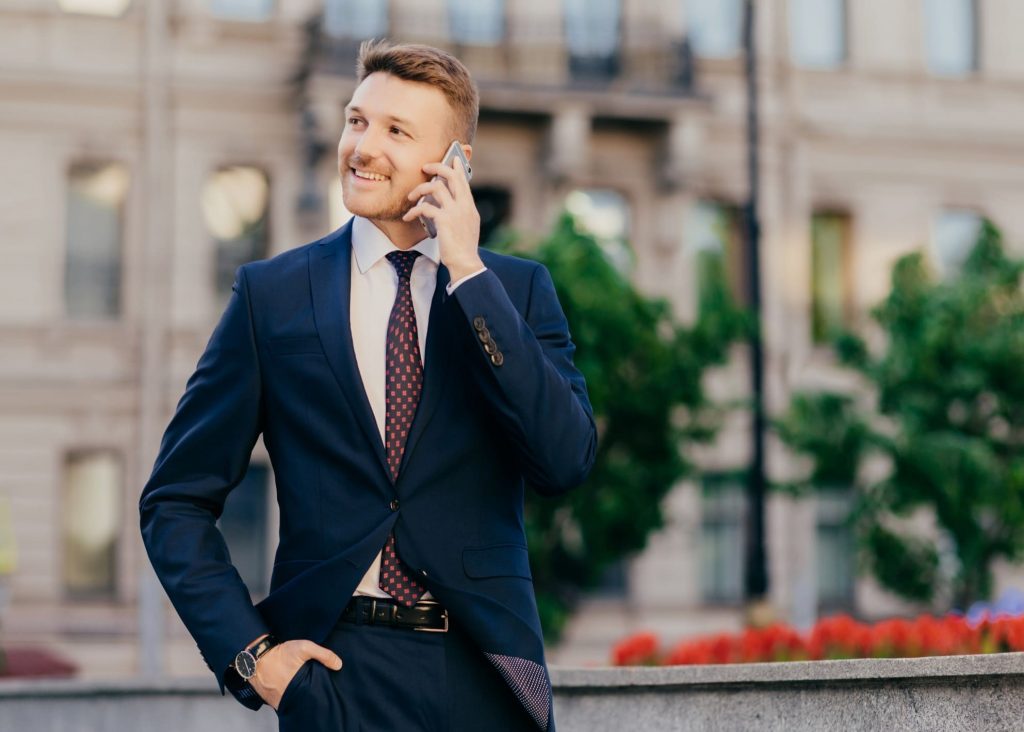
[353,169,388,182]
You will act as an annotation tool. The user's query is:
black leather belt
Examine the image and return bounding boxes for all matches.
[341,597,449,633]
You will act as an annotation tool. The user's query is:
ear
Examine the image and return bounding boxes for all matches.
[462,144,473,163]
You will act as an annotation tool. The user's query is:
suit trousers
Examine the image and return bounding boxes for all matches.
[274,613,539,732]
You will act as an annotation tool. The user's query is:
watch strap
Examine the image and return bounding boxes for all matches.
[247,635,277,662]
[233,635,277,679]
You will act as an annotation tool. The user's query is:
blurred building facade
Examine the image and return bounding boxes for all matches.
[2,0,1024,675]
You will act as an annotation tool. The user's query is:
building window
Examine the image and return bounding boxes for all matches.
[201,165,270,306]
[63,452,122,598]
[58,0,132,15]
[789,0,846,69]
[65,161,129,320]
[816,489,855,610]
[564,0,621,80]
[684,0,742,58]
[208,0,273,22]
[687,200,745,315]
[931,208,983,276]
[449,0,504,46]
[924,0,977,76]
[323,0,388,39]
[811,211,852,344]
[700,475,746,605]
[218,464,271,599]
[566,188,632,275]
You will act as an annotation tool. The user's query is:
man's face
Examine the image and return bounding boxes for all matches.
[338,72,455,223]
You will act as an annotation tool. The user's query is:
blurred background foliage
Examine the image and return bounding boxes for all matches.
[492,213,749,640]
[778,222,1024,610]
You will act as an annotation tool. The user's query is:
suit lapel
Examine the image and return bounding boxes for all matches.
[399,264,453,477]
[308,222,391,481]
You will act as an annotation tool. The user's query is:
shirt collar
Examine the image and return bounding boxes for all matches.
[351,216,441,274]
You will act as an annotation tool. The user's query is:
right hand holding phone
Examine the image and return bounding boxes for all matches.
[403,156,483,283]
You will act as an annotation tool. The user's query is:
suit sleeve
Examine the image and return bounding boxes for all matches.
[138,266,270,695]
[451,264,597,495]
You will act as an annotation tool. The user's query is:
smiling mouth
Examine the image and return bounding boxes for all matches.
[351,168,390,182]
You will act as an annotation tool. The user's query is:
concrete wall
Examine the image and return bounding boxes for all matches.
[3,654,1024,731]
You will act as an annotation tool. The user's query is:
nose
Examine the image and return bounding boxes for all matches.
[353,125,384,161]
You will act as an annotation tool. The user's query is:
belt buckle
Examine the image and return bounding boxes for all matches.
[367,598,400,625]
[414,608,449,633]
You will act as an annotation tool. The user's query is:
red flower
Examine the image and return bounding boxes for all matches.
[611,611,1024,667]
[807,615,871,659]
[611,631,660,666]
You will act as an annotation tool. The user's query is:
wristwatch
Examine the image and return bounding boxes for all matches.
[232,635,277,681]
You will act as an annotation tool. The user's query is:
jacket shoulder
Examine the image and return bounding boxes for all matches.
[241,225,348,288]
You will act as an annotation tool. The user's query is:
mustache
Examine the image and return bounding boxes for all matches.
[345,154,392,177]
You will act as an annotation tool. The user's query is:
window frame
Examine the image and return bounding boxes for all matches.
[923,0,980,78]
[809,209,854,345]
[699,473,747,607]
[814,486,857,612]
[60,448,125,601]
[788,0,848,70]
[63,159,130,322]
[684,0,744,60]
[202,163,272,308]
[207,0,276,23]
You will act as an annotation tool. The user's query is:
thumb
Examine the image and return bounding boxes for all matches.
[301,640,343,671]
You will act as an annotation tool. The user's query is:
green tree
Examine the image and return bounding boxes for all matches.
[778,222,1024,609]
[494,213,747,640]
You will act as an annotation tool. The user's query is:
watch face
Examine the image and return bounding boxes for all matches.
[235,650,257,680]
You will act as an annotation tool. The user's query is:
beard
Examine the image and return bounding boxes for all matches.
[340,155,417,222]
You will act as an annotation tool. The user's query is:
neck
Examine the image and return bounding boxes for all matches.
[369,217,427,250]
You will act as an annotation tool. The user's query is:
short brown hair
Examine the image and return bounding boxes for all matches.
[357,39,479,143]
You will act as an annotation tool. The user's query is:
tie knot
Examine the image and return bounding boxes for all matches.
[386,250,421,281]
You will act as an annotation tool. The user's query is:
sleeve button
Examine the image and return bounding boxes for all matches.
[472,316,486,331]
[490,352,504,367]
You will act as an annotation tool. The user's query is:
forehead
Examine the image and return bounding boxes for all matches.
[346,72,453,135]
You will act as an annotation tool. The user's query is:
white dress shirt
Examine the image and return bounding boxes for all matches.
[349,216,483,599]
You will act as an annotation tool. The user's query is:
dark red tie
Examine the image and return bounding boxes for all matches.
[378,250,427,607]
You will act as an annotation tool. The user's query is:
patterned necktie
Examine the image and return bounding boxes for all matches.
[378,250,427,607]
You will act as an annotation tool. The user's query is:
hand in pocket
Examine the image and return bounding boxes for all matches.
[250,639,343,710]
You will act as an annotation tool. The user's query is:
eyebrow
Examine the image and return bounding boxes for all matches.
[345,105,417,132]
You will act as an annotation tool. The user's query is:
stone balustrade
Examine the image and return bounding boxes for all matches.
[2,653,1024,731]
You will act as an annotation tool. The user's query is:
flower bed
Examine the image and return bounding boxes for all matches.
[610,613,1024,666]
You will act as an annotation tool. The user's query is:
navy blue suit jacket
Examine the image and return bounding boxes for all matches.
[139,220,597,730]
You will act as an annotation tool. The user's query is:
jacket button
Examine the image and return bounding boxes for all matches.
[477,328,491,342]
[472,316,486,331]
[390,499,399,511]
[490,352,504,367]
[483,340,497,355]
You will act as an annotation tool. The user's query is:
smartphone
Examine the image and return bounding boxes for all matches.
[418,140,472,239]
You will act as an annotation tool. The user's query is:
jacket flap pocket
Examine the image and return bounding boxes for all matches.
[267,336,323,355]
[463,544,532,579]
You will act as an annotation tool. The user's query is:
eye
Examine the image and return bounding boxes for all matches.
[390,126,405,136]
[347,116,365,127]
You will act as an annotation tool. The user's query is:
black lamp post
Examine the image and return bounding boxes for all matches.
[742,0,770,610]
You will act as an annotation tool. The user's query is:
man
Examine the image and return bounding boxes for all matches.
[140,40,596,732]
